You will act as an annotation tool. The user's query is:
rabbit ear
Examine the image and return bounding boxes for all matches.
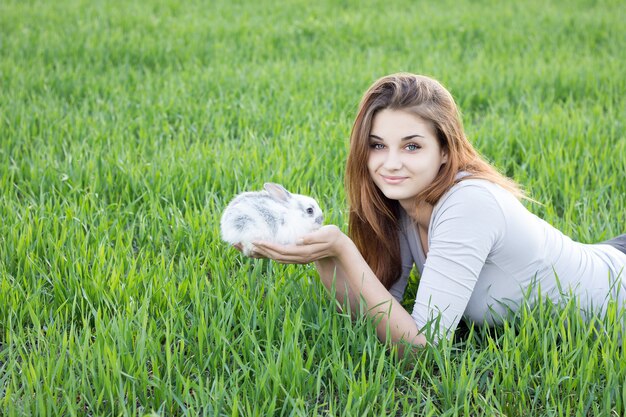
[264,183,291,202]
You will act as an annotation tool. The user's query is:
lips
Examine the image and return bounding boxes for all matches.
[380,175,408,184]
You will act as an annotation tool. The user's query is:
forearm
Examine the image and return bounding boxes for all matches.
[313,258,360,312]
[251,226,427,351]
[319,235,427,349]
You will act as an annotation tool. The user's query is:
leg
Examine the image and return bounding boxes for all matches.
[601,233,626,255]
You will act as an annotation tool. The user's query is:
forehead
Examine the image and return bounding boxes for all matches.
[370,108,436,138]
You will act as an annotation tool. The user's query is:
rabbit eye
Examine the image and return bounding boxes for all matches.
[306,207,314,216]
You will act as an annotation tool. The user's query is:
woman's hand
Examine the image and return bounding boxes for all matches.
[240,225,346,264]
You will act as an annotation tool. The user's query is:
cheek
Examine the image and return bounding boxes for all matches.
[366,153,376,172]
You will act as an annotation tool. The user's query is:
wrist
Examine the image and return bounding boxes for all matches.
[332,231,357,262]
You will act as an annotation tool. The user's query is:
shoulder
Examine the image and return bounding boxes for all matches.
[435,179,510,215]
[430,179,510,237]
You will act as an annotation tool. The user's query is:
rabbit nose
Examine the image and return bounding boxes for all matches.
[315,215,323,224]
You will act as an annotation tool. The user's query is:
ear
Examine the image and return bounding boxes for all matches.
[441,149,449,165]
[264,183,291,202]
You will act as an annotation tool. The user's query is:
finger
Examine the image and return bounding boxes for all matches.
[251,240,290,253]
[250,243,288,259]
[247,248,262,258]
[298,231,326,245]
[251,244,288,259]
[248,244,272,259]
[255,243,326,264]
[254,241,306,255]
[298,225,340,245]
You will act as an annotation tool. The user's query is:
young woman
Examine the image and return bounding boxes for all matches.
[247,73,626,351]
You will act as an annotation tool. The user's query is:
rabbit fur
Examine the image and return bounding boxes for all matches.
[221,183,324,256]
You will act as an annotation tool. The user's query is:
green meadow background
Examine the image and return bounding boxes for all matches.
[1,0,625,415]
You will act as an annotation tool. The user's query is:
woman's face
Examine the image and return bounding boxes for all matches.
[367,108,448,211]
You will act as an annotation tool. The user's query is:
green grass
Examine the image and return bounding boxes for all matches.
[1,0,625,415]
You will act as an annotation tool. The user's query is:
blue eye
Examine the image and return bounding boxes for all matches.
[406,144,420,151]
[369,143,385,150]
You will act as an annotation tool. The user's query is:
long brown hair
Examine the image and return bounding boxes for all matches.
[345,73,524,289]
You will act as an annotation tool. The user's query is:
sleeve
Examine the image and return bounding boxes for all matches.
[411,183,505,342]
[389,223,416,302]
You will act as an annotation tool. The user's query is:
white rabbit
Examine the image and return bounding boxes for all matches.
[221,183,324,256]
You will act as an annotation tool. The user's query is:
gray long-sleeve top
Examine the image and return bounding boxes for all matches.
[390,178,626,341]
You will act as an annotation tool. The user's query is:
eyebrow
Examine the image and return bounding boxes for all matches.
[369,134,425,141]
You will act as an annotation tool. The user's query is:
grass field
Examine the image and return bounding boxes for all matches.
[1,0,625,415]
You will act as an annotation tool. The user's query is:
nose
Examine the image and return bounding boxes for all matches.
[383,149,402,170]
[315,215,324,225]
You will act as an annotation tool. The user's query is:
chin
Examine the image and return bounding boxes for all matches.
[380,190,413,201]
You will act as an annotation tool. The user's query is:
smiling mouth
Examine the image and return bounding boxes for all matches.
[381,175,408,184]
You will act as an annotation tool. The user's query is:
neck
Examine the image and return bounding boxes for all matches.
[401,200,433,230]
